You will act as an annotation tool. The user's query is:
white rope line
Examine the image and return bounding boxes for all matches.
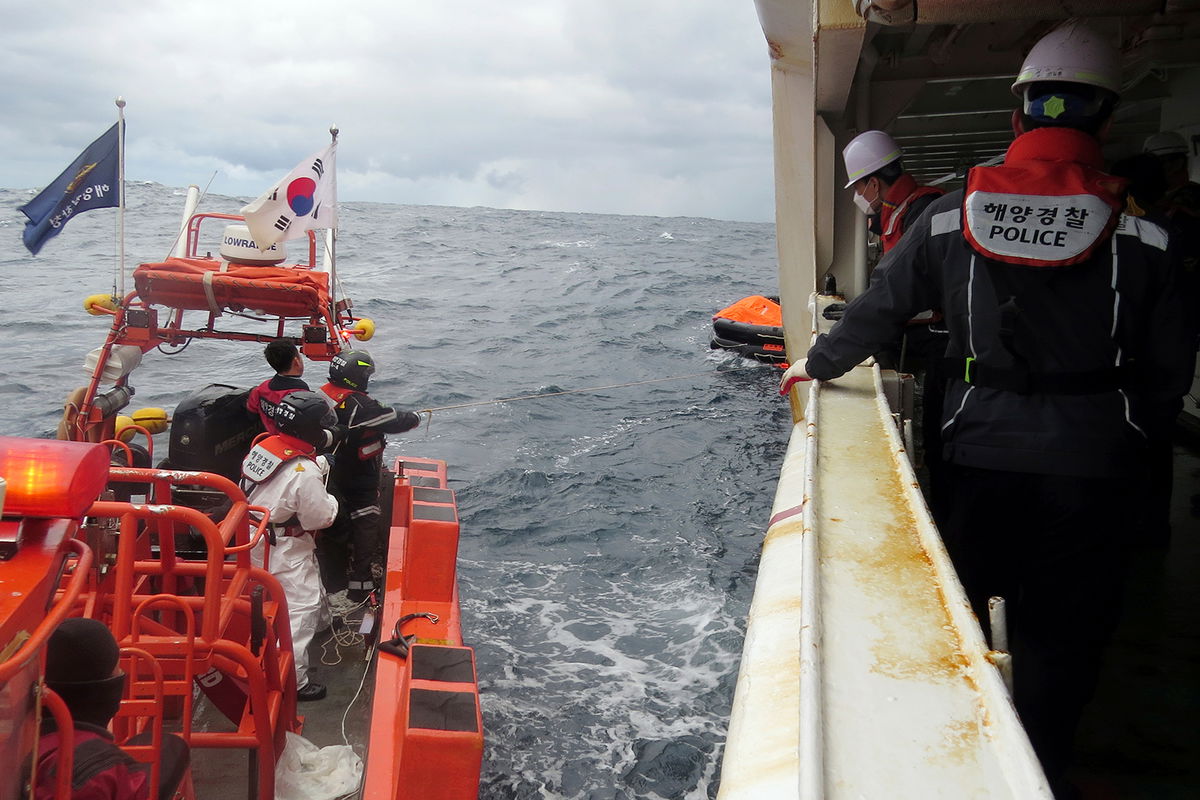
[319,597,373,665]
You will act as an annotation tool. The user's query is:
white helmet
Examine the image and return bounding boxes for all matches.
[842,130,902,189]
[1144,131,1189,157]
[1011,20,1121,98]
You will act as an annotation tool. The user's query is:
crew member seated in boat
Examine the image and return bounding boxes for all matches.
[319,350,420,605]
[781,21,1195,795]
[241,391,342,702]
[246,339,309,434]
[35,618,190,800]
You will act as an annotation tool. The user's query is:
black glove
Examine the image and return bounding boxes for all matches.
[329,423,350,445]
[319,424,350,451]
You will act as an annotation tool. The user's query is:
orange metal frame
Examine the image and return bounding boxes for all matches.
[83,466,300,800]
[0,462,299,800]
[0,526,92,800]
[67,211,363,444]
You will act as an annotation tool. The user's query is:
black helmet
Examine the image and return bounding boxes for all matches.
[275,390,337,447]
[330,349,376,391]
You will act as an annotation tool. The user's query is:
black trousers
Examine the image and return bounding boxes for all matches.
[937,464,1130,790]
[317,482,381,592]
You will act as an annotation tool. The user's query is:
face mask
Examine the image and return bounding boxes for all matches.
[852,190,875,215]
[852,179,880,216]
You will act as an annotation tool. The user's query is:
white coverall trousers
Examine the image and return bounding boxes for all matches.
[255,533,325,688]
[243,448,338,691]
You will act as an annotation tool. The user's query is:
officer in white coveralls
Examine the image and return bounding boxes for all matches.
[241,390,341,702]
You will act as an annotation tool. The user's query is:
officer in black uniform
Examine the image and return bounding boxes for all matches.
[319,350,420,603]
[779,21,1195,794]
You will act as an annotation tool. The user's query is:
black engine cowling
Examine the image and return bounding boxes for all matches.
[167,384,264,482]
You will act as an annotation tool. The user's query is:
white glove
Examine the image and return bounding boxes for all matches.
[314,455,331,479]
[778,358,812,395]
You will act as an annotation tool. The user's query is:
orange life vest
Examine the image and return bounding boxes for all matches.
[241,433,316,484]
[962,128,1126,268]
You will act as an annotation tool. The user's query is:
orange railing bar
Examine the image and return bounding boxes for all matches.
[117,646,166,796]
[0,538,93,683]
[129,596,198,741]
[90,503,227,642]
[40,687,75,800]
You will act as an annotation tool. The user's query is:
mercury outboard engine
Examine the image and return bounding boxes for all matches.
[168,384,264,482]
[166,384,264,558]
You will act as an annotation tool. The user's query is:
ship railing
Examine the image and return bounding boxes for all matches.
[0,537,92,800]
[114,644,192,800]
[95,466,264,643]
[39,688,77,800]
[66,464,298,800]
[720,292,1051,799]
[0,538,93,686]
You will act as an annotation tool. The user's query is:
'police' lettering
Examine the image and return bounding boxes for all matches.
[242,443,283,483]
[987,225,1069,247]
[965,190,1111,265]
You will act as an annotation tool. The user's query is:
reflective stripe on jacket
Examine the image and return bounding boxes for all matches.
[806,127,1192,478]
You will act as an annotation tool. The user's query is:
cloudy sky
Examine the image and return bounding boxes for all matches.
[0,1,775,222]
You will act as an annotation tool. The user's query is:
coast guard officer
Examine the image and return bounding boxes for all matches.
[780,20,1194,793]
[247,339,309,434]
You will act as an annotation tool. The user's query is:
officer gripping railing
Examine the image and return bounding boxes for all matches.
[718,293,1051,799]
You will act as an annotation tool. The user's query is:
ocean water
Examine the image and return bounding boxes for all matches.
[0,182,791,799]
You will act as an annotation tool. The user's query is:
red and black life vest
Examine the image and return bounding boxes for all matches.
[880,175,944,253]
[246,375,308,434]
[962,127,1126,268]
[35,729,149,800]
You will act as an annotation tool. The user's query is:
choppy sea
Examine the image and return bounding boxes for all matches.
[0,182,792,799]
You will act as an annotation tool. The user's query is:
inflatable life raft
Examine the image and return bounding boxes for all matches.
[710,295,786,364]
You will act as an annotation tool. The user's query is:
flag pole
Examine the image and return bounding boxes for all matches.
[116,96,127,303]
[329,123,339,332]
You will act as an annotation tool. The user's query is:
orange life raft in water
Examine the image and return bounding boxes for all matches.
[710,295,786,364]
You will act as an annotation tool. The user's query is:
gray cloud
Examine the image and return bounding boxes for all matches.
[0,1,774,221]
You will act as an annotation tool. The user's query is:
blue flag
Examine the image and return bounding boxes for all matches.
[19,122,122,255]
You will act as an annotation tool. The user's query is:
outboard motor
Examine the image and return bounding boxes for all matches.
[168,384,264,482]
[166,384,264,559]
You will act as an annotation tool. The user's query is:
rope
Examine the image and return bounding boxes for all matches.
[319,594,373,665]
[160,170,218,262]
[415,363,767,418]
[339,640,375,753]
